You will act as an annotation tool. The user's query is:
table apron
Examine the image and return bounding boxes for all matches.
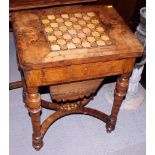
[24,58,135,87]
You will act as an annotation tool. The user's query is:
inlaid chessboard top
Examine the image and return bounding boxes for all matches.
[11,5,143,69]
[41,12,113,53]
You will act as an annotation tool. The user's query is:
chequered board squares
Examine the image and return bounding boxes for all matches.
[41,12,113,51]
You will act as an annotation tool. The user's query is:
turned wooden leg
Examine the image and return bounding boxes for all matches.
[106,73,130,133]
[26,88,43,150]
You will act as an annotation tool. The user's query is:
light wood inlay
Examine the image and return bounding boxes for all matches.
[41,11,114,53]
[47,15,55,20]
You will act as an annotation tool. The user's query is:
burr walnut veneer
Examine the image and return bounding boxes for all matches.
[11,5,143,150]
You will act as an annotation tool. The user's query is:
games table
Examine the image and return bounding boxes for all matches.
[10,4,143,150]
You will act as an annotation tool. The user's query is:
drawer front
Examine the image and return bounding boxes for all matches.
[25,59,135,87]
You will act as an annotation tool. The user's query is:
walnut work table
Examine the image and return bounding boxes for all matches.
[10,5,143,150]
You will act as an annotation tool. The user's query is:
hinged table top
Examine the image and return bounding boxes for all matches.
[12,5,143,70]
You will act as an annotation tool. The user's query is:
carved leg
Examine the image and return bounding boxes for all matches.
[26,88,43,150]
[106,73,130,133]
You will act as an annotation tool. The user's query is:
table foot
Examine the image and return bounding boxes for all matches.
[106,118,116,133]
[32,135,43,150]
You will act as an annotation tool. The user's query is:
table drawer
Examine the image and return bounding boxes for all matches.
[25,59,135,87]
[42,59,134,85]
